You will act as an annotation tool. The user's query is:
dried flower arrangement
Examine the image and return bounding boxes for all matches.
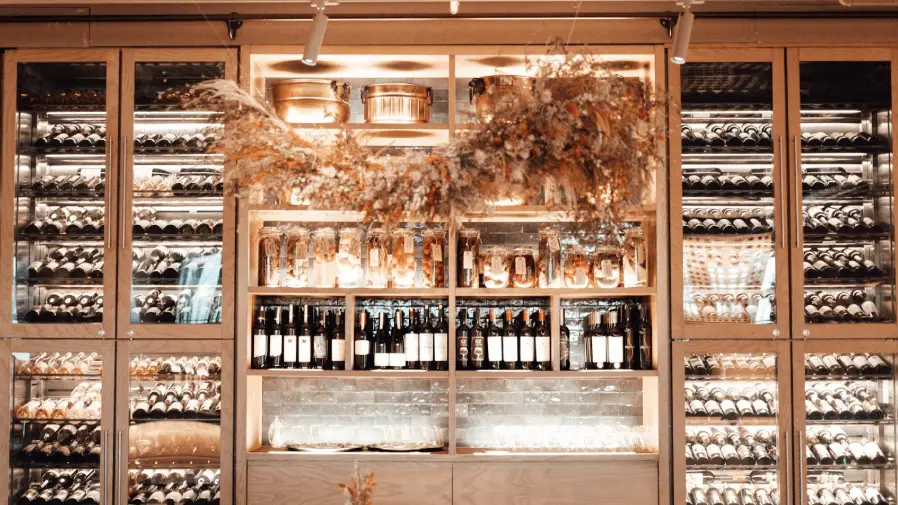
[191,42,664,233]
[337,462,376,505]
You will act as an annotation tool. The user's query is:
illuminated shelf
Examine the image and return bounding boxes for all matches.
[456,370,656,379]
[685,374,776,381]
[455,287,655,298]
[249,287,448,297]
[247,369,449,379]
[249,446,657,462]
[685,417,778,426]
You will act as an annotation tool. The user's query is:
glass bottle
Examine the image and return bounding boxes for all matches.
[421,227,446,288]
[563,245,590,288]
[591,246,622,289]
[312,228,337,288]
[482,246,510,289]
[456,229,481,288]
[268,415,284,448]
[257,227,281,287]
[337,227,363,288]
[365,228,389,288]
[284,227,310,288]
[622,227,649,287]
[390,228,417,288]
[510,246,537,288]
[538,226,562,288]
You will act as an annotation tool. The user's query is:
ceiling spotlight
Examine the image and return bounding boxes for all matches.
[670,2,695,65]
[450,0,460,15]
[302,7,329,66]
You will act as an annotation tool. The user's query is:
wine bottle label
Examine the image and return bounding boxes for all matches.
[548,237,560,252]
[374,353,390,367]
[590,336,607,363]
[472,335,485,361]
[269,337,282,356]
[313,335,327,359]
[519,336,535,361]
[284,336,297,361]
[487,336,501,361]
[575,267,586,286]
[515,256,526,274]
[252,334,266,358]
[601,260,613,277]
[608,336,623,364]
[458,337,469,360]
[419,333,434,361]
[404,333,420,361]
[434,333,448,361]
[463,251,474,269]
[389,352,406,367]
[368,249,380,267]
[432,244,442,261]
[536,336,550,362]
[354,340,370,355]
[404,235,414,253]
[490,256,503,273]
[561,336,570,360]
[331,340,345,362]
[298,336,312,362]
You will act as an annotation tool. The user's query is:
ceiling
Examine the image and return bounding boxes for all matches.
[1,1,897,18]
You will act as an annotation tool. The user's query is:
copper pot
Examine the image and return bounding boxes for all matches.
[469,75,534,123]
[271,79,351,124]
[360,83,433,124]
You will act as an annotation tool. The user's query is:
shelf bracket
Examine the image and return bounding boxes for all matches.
[659,16,677,39]
[226,16,243,41]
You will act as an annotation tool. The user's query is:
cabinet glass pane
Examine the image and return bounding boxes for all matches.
[9,351,105,505]
[127,352,222,505]
[683,351,780,505]
[799,62,896,324]
[129,62,224,325]
[13,63,108,324]
[802,351,896,505]
[680,62,778,325]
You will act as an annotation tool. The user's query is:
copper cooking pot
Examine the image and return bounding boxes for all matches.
[360,83,433,124]
[469,75,534,123]
[271,79,351,124]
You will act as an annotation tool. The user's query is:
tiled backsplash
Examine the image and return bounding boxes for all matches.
[455,378,649,451]
[262,378,449,446]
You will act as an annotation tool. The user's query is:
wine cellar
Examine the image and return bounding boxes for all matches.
[0,7,898,505]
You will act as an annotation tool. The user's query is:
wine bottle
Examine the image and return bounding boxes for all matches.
[373,312,390,370]
[353,310,372,371]
[486,309,502,370]
[501,308,519,370]
[251,306,267,369]
[533,309,551,371]
[312,310,329,370]
[517,309,535,370]
[297,305,313,369]
[418,306,433,371]
[330,311,345,370]
[389,310,406,370]
[267,307,283,369]
[560,309,571,371]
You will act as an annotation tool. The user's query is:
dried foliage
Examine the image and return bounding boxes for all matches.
[192,42,664,232]
[337,462,376,505]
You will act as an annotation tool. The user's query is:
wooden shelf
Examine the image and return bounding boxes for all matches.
[248,287,449,297]
[455,370,657,379]
[247,369,450,378]
[248,446,658,463]
[247,205,655,223]
[291,123,449,131]
[455,287,656,298]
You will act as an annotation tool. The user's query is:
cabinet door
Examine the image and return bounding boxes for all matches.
[0,340,116,505]
[792,340,898,505]
[672,340,792,505]
[669,49,790,339]
[117,49,237,339]
[0,50,121,339]
[115,339,233,505]
[788,48,898,339]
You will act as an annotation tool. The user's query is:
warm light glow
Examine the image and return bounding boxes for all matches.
[450,0,459,14]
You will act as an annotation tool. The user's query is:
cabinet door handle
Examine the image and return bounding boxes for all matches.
[798,430,806,505]
[783,430,792,505]
[793,135,803,249]
[777,135,786,250]
[120,137,129,250]
[116,430,123,505]
[103,429,110,505]
[105,138,114,251]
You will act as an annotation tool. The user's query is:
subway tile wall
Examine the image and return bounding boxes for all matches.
[455,378,650,452]
[261,378,449,446]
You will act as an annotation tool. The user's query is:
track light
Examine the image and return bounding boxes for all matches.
[450,0,460,14]
[302,7,329,66]
[670,4,695,65]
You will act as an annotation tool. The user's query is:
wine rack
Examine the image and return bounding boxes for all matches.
[678,61,781,329]
[126,61,226,327]
[797,62,896,326]
[9,350,108,505]
[11,62,113,327]
[799,350,897,505]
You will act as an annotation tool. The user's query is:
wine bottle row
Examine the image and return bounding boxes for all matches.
[19,423,102,465]
[23,293,104,324]
[22,207,105,238]
[687,486,777,505]
[128,469,221,505]
[15,382,101,421]
[682,209,773,236]
[132,133,217,149]
[130,381,222,420]
[803,248,886,281]
[804,205,885,237]
[132,247,221,282]
[804,290,883,322]
[578,303,652,371]
[686,427,777,467]
[682,169,874,196]
[805,382,885,421]
[685,353,776,377]
[689,293,776,323]
[806,487,889,505]
[131,289,222,324]
[27,176,105,195]
[34,132,106,148]
[132,218,222,237]
[685,382,777,419]
[354,306,454,371]
[16,470,101,505]
[27,247,104,280]
[19,90,106,107]
[16,352,100,376]
[130,356,222,378]
[804,426,887,466]
[804,353,891,377]
[135,174,224,196]
[681,124,773,147]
